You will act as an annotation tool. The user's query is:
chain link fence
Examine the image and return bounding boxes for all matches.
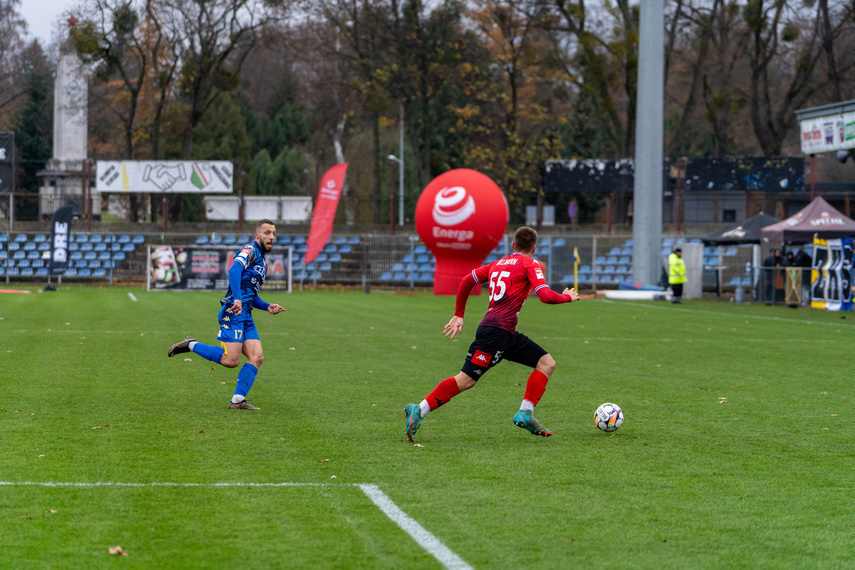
[0,228,795,303]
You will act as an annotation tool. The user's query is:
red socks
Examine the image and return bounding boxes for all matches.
[523,370,549,406]
[426,377,461,411]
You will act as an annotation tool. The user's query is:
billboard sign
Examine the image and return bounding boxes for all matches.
[149,245,292,292]
[799,112,855,154]
[0,132,14,195]
[96,160,233,193]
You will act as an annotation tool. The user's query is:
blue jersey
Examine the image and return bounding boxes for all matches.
[221,240,268,320]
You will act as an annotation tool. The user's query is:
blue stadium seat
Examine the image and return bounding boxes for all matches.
[17,259,30,268]
[78,269,91,277]
[323,244,337,253]
[223,236,237,245]
[36,268,48,277]
[111,243,122,251]
[112,252,126,261]
[7,267,19,276]
[339,245,352,254]
[88,261,100,269]
[277,236,292,245]
[27,251,39,260]
[418,272,433,282]
[65,268,77,277]
[94,243,107,252]
[727,276,741,286]
[297,244,308,253]
[552,238,566,248]
[20,267,33,276]
[13,251,24,260]
[122,243,135,252]
[348,236,359,245]
[33,234,47,243]
[606,256,618,264]
[23,242,36,251]
[0,234,7,242]
[70,251,83,261]
[93,269,106,277]
[102,234,115,243]
[402,254,413,263]
[319,262,332,271]
[75,234,88,243]
[75,260,87,269]
[132,235,144,244]
[84,252,97,261]
[68,242,79,251]
[335,236,347,245]
[414,245,427,254]
[98,252,111,261]
[292,236,306,245]
[418,263,432,272]
[379,272,393,281]
[15,234,27,242]
[392,263,404,272]
[90,235,103,244]
[315,253,328,263]
[416,254,430,263]
[38,242,50,251]
[211,236,223,245]
[80,243,93,252]
[329,253,342,263]
[393,272,406,281]
[118,234,131,244]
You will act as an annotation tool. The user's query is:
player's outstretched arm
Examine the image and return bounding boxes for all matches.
[562,287,580,301]
[443,316,464,340]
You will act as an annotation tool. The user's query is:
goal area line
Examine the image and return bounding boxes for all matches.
[0,481,472,570]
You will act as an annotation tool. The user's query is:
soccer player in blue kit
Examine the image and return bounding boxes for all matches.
[168,219,284,409]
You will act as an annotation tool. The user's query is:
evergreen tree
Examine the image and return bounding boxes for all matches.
[14,41,52,220]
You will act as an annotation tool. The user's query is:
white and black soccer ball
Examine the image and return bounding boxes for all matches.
[594,402,624,433]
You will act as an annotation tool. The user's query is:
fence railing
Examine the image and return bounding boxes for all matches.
[0,230,785,299]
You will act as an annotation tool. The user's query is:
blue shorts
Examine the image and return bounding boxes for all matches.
[216,305,260,344]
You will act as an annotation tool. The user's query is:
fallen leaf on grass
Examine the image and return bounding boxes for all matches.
[199,430,205,433]
[372,404,377,407]
[221,382,226,384]
[411,346,417,349]
[38,455,44,457]
[318,459,330,463]
[108,546,128,556]
[45,509,56,513]
[289,347,295,350]
[184,358,192,361]
[831,414,838,417]
[92,426,102,429]
[330,475,337,479]
[414,444,424,448]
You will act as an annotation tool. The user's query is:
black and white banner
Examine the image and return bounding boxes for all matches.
[48,205,74,275]
[0,132,14,195]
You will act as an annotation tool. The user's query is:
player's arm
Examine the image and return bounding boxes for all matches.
[534,284,579,304]
[253,295,284,315]
[445,266,487,340]
[228,260,244,315]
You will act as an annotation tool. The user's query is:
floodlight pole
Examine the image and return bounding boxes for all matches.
[632,0,664,286]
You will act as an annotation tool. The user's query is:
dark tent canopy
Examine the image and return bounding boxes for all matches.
[703,212,780,245]
[761,197,855,244]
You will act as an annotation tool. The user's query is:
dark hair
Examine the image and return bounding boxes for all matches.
[255,219,276,232]
[513,226,538,253]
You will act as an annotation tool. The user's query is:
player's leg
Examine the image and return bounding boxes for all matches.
[168,305,232,364]
[405,326,506,442]
[229,321,262,410]
[504,334,553,436]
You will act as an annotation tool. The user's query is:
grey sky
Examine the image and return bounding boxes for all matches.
[21,0,72,46]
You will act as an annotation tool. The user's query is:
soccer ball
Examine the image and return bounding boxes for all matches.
[594,403,624,432]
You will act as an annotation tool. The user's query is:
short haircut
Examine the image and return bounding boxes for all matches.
[513,226,538,253]
[255,219,275,233]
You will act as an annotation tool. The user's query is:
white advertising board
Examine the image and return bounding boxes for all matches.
[800,112,855,154]
[96,161,234,193]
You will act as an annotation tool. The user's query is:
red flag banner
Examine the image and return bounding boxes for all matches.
[305,163,348,265]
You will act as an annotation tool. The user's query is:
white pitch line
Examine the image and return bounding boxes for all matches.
[358,484,472,570]
[128,292,138,302]
[0,481,472,569]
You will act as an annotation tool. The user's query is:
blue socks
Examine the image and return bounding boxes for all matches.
[234,363,258,398]
[191,342,225,364]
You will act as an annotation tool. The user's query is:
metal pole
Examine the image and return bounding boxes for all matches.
[631,0,664,286]
[398,103,404,226]
[389,161,395,234]
[237,160,244,232]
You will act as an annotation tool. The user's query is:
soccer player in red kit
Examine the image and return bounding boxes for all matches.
[404,226,580,442]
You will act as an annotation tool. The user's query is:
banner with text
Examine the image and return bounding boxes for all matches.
[97,161,234,193]
[811,237,853,311]
[304,163,348,265]
[148,246,291,292]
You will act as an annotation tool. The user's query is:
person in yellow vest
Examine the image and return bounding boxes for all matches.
[668,248,687,304]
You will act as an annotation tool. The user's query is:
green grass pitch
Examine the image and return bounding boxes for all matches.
[1,286,853,568]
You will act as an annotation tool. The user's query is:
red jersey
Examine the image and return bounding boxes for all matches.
[454,253,573,333]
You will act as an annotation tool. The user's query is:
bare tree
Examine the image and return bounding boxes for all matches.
[0,0,30,117]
